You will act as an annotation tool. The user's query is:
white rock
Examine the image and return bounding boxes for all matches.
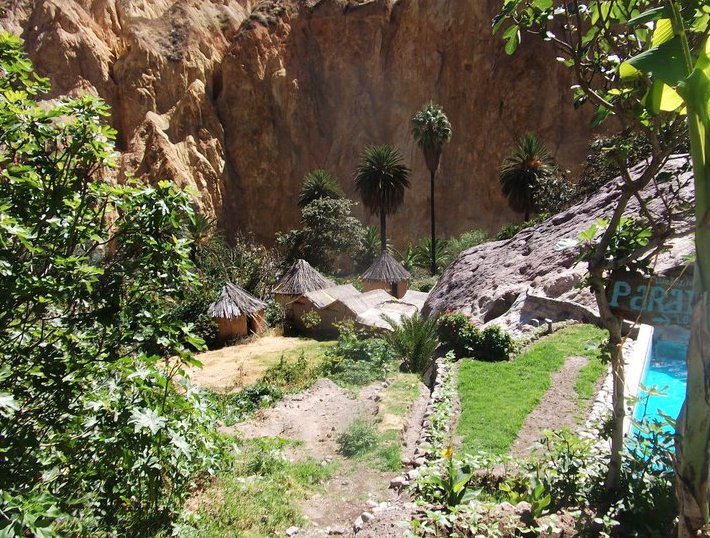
[286,526,300,536]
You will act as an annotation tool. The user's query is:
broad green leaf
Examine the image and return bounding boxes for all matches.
[677,36,710,128]
[130,407,167,435]
[532,0,552,11]
[626,35,687,86]
[628,6,671,26]
[503,25,520,55]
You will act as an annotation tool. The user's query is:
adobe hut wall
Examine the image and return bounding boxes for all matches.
[216,315,248,341]
[274,293,299,309]
[363,279,408,299]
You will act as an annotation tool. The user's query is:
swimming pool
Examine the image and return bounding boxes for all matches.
[633,337,689,430]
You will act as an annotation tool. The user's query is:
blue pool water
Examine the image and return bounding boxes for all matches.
[633,339,688,430]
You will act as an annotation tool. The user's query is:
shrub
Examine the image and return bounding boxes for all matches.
[261,353,313,391]
[437,312,478,358]
[384,313,439,374]
[276,198,366,273]
[337,418,378,457]
[320,322,396,385]
[437,314,514,361]
[264,300,285,328]
[494,213,549,241]
[0,36,225,536]
[476,325,516,362]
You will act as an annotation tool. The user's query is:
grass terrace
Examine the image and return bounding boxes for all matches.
[456,324,607,455]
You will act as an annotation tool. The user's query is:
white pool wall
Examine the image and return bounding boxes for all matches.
[624,323,654,434]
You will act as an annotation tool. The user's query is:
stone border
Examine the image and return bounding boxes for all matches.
[388,357,454,491]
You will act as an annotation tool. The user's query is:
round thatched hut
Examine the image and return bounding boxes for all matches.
[272,259,335,307]
[208,283,267,341]
[360,251,411,299]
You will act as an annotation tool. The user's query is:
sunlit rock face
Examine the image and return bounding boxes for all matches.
[2,0,596,245]
[423,156,695,334]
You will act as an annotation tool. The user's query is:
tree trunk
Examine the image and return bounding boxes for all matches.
[590,268,626,492]
[676,293,710,538]
[380,211,387,253]
[430,169,436,276]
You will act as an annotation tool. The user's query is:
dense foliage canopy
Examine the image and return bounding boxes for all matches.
[0,33,224,536]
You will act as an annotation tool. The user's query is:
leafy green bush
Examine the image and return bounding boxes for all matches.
[337,418,379,457]
[476,325,516,362]
[276,198,366,273]
[211,383,285,426]
[444,229,488,261]
[437,314,514,361]
[264,299,285,328]
[437,312,478,358]
[414,276,439,292]
[0,35,225,536]
[261,353,314,391]
[319,322,395,385]
[384,313,439,373]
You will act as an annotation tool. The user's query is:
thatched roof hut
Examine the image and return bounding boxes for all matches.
[272,259,334,307]
[360,251,411,299]
[208,283,267,341]
[289,284,366,336]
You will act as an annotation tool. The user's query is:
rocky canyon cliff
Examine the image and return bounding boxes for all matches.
[1,0,597,246]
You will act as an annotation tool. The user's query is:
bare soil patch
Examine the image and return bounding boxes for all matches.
[227,376,429,537]
[509,355,589,458]
[188,336,329,392]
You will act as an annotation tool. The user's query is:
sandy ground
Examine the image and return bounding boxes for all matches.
[509,355,590,458]
[188,336,321,391]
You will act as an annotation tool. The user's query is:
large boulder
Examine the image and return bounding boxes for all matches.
[422,156,695,334]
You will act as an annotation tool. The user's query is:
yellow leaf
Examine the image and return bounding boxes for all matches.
[619,61,641,79]
[659,83,684,111]
[651,18,674,47]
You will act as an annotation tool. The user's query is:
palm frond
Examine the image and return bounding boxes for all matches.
[298,169,344,208]
[354,145,411,217]
[411,102,452,172]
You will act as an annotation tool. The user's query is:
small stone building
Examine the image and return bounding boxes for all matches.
[208,283,267,342]
[360,250,411,299]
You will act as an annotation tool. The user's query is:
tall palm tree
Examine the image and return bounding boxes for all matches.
[354,145,410,252]
[298,169,344,208]
[499,133,556,221]
[411,102,452,275]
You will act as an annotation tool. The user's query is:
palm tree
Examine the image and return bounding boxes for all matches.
[411,102,452,276]
[298,169,344,208]
[354,145,410,252]
[499,133,556,221]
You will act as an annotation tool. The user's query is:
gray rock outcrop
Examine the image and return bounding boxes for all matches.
[422,156,695,333]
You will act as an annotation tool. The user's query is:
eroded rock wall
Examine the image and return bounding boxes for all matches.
[2,0,596,246]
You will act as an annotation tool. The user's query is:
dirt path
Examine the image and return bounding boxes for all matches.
[188,335,323,391]
[509,355,589,458]
[231,377,429,537]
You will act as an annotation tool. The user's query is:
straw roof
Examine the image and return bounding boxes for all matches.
[273,259,335,296]
[208,282,267,319]
[337,289,392,316]
[299,284,361,310]
[360,251,410,283]
[356,301,419,331]
[400,290,429,310]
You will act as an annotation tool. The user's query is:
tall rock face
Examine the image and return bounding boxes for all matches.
[2,0,596,246]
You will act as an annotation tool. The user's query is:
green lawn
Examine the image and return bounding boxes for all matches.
[456,324,606,455]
